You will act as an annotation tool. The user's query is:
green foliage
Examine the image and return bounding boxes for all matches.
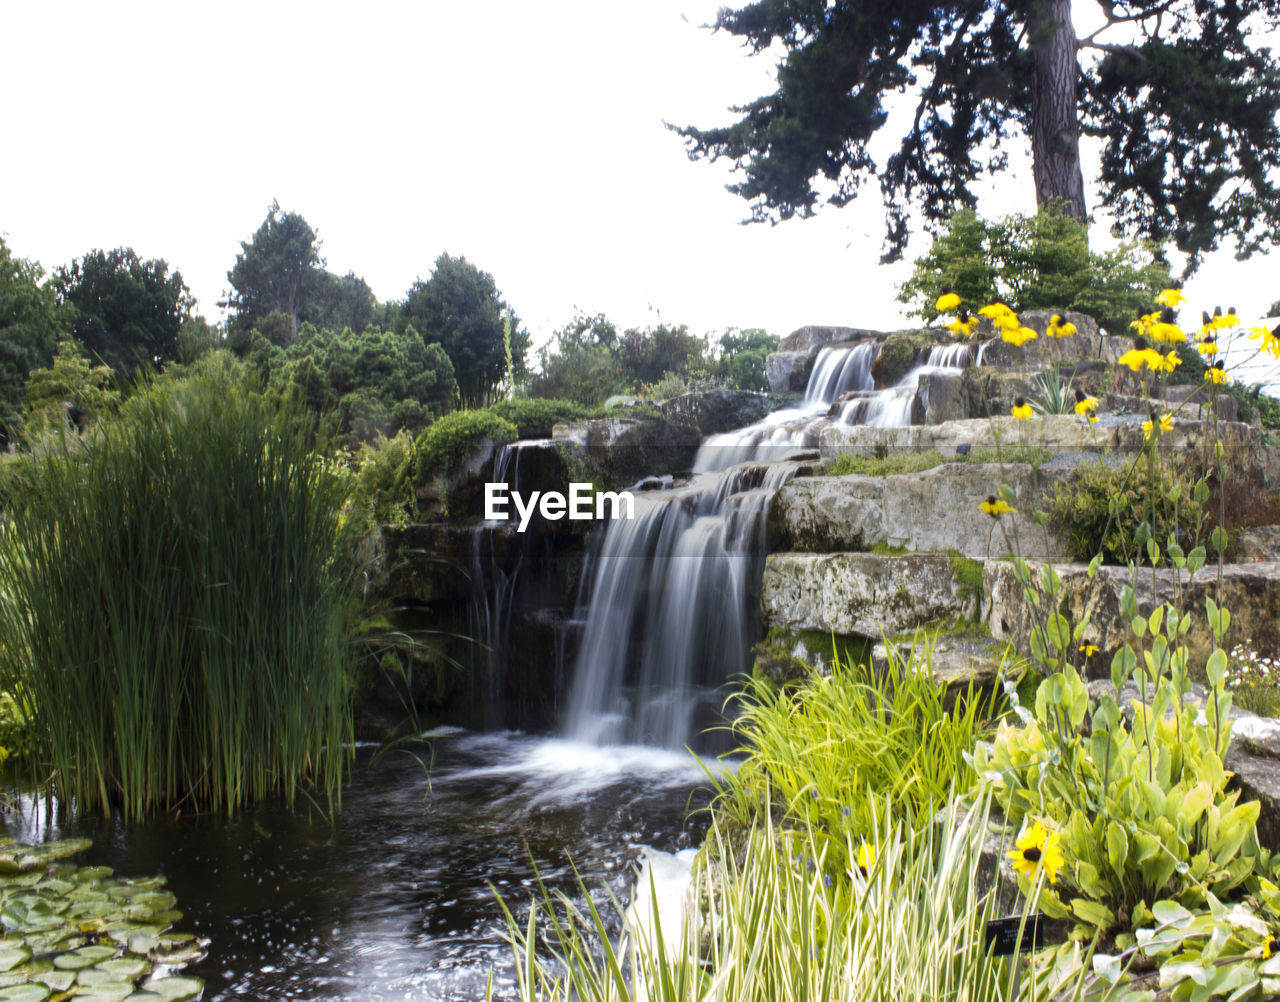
[719,647,996,881]
[0,237,63,446]
[55,246,194,376]
[400,253,530,407]
[1051,458,1203,565]
[496,797,1010,1002]
[617,323,714,389]
[1028,368,1075,415]
[350,430,417,529]
[673,2,1280,268]
[716,328,778,391]
[975,663,1258,943]
[528,314,629,406]
[223,200,325,339]
[899,207,1171,335]
[249,324,457,448]
[0,358,357,817]
[21,337,120,434]
[413,409,518,479]
[826,449,949,477]
[487,397,586,438]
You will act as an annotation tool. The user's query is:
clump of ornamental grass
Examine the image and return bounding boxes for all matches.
[493,794,1021,1002]
[0,359,357,818]
[714,643,1000,880]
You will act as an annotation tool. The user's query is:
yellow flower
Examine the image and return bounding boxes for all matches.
[1073,391,1097,416]
[1130,310,1160,337]
[855,841,876,876]
[978,301,1017,329]
[1154,350,1182,373]
[1079,643,1100,657]
[1008,822,1064,884]
[1265,935,1275,959]
[1142,413,1173,441]
[1205,362,1229,385]
[935,288,961,313]
[1149,322,1186,344]
[1011,397,1034,420]
[1197,337,1219,357]
[1250,323,1280,359]
[979,495,1015,517]
[946,310,979,338]
[1003,326,1038,347]
[1219,306,1240,329]
[1087,414,1098,424]
[1155,286,1186,308]
[1047,314,1077,338]
[1117,348,1163,371]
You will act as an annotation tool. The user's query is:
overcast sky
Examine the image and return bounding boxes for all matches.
[2,1,1277,353]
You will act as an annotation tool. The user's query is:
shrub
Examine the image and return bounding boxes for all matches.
[413,409,518,478]
[350,429,417,528]
[0,360,356,817]
[1050,457,1203,564]
[487,397,585,438]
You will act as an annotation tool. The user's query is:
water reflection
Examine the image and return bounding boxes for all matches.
[2,731,718,1001]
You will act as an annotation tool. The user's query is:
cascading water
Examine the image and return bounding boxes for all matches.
[565,461,795,748]
[564,334,986,750]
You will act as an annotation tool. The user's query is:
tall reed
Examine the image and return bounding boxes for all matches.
[0,359,356,818]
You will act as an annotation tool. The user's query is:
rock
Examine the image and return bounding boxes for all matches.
[767,327,882,395]
[985,560,1280,677]
[1224,754,1280,850]
[659,389,772,436]
[917,371,967,424]
[761,552,977,637]
[818,414,1276,485]
[869,331,938,387]
[776,325,881,354]
[552,416,701,483]
[956,369,1038,420]
[871,636,1006,708]
[1164,385,1238,422]
[974,311,1114,369]
[768,463,1066,560]
[1239,526,1280,563]
[766,351,814,394]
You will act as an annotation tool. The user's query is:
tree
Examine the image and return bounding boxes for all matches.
[717,328,779,391]
[0,237,61,446]
[22,337,120,434]
[55,248,194,376]
[671,1,1280,270]
[400,254,529,406]
[224,201,325,340]
[309,271,378,335]
[898,204,1171,334]
[528,313,628,405]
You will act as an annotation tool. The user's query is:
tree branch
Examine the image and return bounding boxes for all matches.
[1079,40,1147,62]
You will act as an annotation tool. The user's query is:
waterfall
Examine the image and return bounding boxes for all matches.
[565,462,795,748]
[804,342,878,403]
[837,342,974,426]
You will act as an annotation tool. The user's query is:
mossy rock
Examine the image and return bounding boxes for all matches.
[870,332,942,388]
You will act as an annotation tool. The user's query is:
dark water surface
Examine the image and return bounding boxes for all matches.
[2,730,716,1001]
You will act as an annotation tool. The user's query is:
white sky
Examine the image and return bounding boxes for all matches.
[1,0,1277,352]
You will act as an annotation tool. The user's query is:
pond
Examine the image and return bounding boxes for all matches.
[3,730,717,1001]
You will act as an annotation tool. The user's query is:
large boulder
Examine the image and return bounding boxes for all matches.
[768,462,1066,560]
[761,552,978,637]
[871,636,1007,708]
[659,389,772,436]
[552,416,701,483]
[975,310,1120,369]
[985,560,1280,677]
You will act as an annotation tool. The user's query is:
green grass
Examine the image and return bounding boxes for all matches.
[495,795,1019,1002]
[0,359,357,818]
[825,444,1050,478]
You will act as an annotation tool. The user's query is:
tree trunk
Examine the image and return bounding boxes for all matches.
[1028,0,1086,220]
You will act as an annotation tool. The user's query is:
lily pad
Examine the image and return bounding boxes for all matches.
[97,957,148,979]
[76,985,135,1002]
[0,984,50,1002]
[75,867,114,883]
[0,947,29,974]
[33,970,74,992]
[139,976,203,1001]
[53,945,117,970]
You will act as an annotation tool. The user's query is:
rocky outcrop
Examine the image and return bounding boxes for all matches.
[659,389,772,436]
[761,552,979,638]
[768,462,1066,560]
[552,416,701,483]
[975,311,1121,368]
[818,414,1280,485]
[985,560,1280,677]
[1239,526,1280,563]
